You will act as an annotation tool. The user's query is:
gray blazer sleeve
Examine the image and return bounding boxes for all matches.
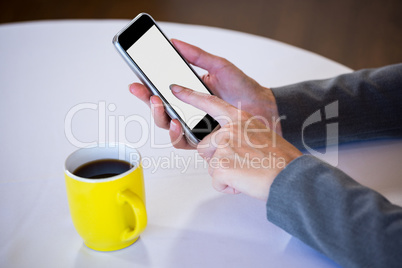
[267,155,402,268]
[271,63,402,150]
[267,64,402,267]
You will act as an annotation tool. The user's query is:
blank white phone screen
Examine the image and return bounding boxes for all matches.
[126,25,210,129]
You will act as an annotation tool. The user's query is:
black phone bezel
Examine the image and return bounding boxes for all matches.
[118,14,219,141]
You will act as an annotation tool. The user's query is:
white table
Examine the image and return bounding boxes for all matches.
[1,20,401,268]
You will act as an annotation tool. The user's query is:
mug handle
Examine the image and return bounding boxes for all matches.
[118,189,147,242]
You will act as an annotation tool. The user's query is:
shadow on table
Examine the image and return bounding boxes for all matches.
[74,237,150,268]
[282,237,342,268]
[165,194,339,268]
[165,229,286,268]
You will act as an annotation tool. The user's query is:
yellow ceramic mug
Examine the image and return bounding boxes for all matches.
[65,143,147,251]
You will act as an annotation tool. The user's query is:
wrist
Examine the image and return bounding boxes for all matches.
[263,87,282,136]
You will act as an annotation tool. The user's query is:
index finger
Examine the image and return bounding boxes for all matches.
[170,84,237,126]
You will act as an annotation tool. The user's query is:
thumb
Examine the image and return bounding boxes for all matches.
[170,84,237,126]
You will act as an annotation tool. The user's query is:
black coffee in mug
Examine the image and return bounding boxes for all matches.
[73,159,132,179]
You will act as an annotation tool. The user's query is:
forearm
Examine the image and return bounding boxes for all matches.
[271,64,402,150]
[266,155,402,267]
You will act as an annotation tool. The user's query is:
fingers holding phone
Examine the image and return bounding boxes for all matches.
[129,82,194,149]
[118,14,280,151]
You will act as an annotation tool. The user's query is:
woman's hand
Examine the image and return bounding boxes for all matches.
[170,84,302,201]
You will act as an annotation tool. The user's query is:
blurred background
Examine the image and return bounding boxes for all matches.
[1,0,401,70]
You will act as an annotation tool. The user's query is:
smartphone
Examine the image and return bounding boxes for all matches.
[113,13,219,146]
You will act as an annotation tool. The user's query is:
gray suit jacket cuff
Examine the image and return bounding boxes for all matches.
[266,155,402,267]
